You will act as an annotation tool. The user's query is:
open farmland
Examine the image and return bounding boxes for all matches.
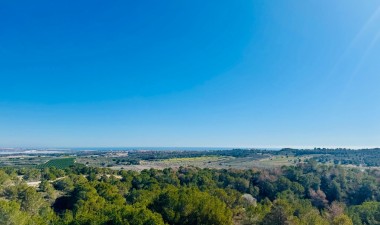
[0,155,51,167]
[36,157,76,169]
[109,155,303,171]
[2,148,380,171]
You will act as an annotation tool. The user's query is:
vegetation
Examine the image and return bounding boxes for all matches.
[0,160,380,224]
[3,148,380,169]
[279,148,380,167]
[36,158,76,169]
[1,149,380,224]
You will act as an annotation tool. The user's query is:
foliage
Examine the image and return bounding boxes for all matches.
[1,162,380,224]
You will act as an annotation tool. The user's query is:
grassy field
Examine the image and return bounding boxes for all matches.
[108,155,306,171]
[257,156,311,167]
[162,156,220,162]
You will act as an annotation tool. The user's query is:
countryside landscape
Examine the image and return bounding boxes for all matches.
[1,148,380,224]
[1,0,380,224]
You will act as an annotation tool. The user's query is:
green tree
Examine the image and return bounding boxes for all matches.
[150,187,233,225]
[0,200,28,225]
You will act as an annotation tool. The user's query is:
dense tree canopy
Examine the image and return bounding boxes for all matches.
[0,162,380,224]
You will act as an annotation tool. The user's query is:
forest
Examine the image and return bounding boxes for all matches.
[1,160,380,225]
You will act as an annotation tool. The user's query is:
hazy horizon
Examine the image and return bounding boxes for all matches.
[1,146,379,150]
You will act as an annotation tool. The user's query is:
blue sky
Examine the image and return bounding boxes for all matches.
[1,0,380,148]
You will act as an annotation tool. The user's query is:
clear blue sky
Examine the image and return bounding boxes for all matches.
[1,0,380,148]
